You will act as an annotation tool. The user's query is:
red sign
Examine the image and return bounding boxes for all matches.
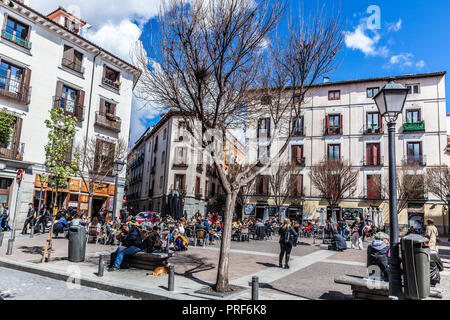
[16,169,24,185]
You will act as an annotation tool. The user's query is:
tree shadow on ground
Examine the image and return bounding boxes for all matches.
[296,241,312,246]
[255,262,279,268]
[319,291,353,300]
[171,253,216,286]
[18,246,44,255]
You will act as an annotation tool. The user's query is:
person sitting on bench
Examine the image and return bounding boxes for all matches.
[367,232,390,281]
[108,223,143,271]
[331,230,347,252]
[143,226,162,253]
[53,214,69,237]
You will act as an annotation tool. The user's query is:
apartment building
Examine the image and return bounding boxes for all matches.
[0,0,140,226]
[245,71,449,234]
[126,111,247,218]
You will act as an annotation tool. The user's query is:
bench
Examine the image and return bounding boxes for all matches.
[108,252,173,271]
[334,275,443,300]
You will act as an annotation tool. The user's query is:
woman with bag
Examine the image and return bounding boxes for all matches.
[278,218,298,269]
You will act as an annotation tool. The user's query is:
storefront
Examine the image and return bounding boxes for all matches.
[0,177,12,206]
[407,203,425,233]
[33,174,115,216]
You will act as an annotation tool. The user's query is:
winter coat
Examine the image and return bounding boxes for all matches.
[278,225,298,246]
[367,240,389,280]
[122,225,143,249]
[333,234,347,250]
[430,250,444,285]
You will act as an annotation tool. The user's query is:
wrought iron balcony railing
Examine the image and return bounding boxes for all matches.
[53,96,84,121]
[0,74,31,104]
[95,111,121,133]
[1,29,31,49]
[61,58,85,74]
[403,121,425,133]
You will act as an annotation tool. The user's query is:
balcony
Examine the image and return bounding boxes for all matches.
[1,29,32,49]
[363,156,384,167]
[195,189,203,200]
[53,96,84,121]
[403,155,427,166]
[0,74,31,104]
[403,122,425,133]
[95,111,121,133]
[102,77,120,91]
[61,58,85,74]
[292,157,306,167]
[293,128,304,137]
[325,125,342,136]
[363,124,383,135]
[173,162,188,169]
[196,164,203,173]
[0,142,24,161]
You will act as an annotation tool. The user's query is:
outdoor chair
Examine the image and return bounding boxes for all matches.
[213,231,222,244]
[248,226,257,240]
[194,229,207,247]
[231,229,241,241]
[87,223,100,244]
[240,228,249,242]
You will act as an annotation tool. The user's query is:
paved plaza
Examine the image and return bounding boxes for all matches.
[0,232,448,300]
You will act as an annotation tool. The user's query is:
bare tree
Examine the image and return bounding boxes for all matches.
[269,164,301,217]
[309,159,359,213]
[134,0,343,292]
[74,137,127,217]
[380,163,426,214]
[426,166,450,210]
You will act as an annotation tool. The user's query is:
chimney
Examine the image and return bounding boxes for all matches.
[323,76,330,83]
[46,6,86,35]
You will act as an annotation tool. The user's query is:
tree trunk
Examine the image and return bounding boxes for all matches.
[41,189,58,263]
[88,194,93,218]
[215,190,238,292]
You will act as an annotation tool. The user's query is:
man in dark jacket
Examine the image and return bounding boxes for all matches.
[332,231,347,251]
[143,226,162,253]
[109,223,143,271]
[367,232,390,281]
[21,203,36,235]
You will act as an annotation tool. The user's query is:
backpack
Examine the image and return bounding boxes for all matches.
[281,227,293,246]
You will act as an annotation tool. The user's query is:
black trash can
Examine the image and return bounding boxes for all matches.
[401,234,430,300]
[68,225,86,262]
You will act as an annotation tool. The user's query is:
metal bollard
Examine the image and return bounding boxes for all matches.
[168,264,175,291]
[97,255,105,277]
[6,239,14,255]
[251,276,259,300]
[30,223,34,238]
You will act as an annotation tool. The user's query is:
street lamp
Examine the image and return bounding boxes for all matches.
[373,80,409,299]
[447,193,450,242]
[112,159,125,223]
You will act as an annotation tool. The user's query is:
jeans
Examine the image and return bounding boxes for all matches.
[113,246,142,268]
[21,218,34,234]
[279,242,293,266]
[339,229,346,238]
[351,233,363,250]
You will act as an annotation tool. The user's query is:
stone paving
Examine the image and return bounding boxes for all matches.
[0,230,449,300]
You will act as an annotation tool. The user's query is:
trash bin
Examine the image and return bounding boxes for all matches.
[68,225,86,262]
[401,234,430,300]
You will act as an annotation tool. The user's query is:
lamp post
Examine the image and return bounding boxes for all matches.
[447,193,450,242]
[373,80,409,299]
[112,159,125,223]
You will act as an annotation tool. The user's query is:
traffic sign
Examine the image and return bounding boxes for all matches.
[16,169,24,185]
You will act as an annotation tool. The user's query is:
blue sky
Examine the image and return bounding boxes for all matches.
[138,0,450,138]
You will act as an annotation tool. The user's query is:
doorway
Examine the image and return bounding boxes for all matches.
[256,207,265,220]
[92,197,107,218]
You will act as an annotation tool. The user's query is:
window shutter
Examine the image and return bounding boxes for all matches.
[102,64,107,80]
[297,146,302,163]
[257,119,260,139]
[267,118,271,138]
[378,113,383,133]
[325,115,330,134]
[339,114,343,134]
[291,146,295,164]
[110,103,116,115]
[22,68,31,100]
[263,176,268,195]
[77,90,85,121]
[99,99,106,114]
[63,45,74,61]
[11,117,22,155]
[56,81,63,98]
[94,139,102,172]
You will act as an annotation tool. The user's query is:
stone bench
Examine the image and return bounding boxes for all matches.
[108,252,173,271]
[334,275,443,300]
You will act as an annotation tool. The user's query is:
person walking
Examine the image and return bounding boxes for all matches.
[351,217,364,250]
[424,219,439,253]
[21,203,36,235]
[278,218,298,269]
[1,204,11,231]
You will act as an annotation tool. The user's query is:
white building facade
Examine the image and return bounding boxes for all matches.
[0,0,140,227]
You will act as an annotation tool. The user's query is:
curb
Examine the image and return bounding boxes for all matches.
[0,257,202,300]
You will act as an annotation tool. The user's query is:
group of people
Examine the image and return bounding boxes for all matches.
[325,217,377,251]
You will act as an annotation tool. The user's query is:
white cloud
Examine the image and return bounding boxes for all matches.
[129,96,162,147]
[387,19,402,32]
[388,53,426,70]
[344,23,389,57]
[416,60,426,69]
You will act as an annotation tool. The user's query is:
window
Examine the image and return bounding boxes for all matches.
[159,176,163,188]
[163,128,167,140]
[99,99,116,116]
[261,95,271,105]
[256,175,269,195]
[0,60,23,94]
[407,84,420,94]
[55,81,84,120]
[154,136,158,152]
[175,147,186,165]
[257,118,270,138]
[161,151,165,164]
[102,65,120,89]
[293,116,304,136]
[3,17,31,48]
[211,182,216,196]
[367,112,382,133]
[174,174,185,191]
[407,142,423,164]
[178,122,185,140]
[291,174,303,197]
[60,85,78,113]
[62,45,84,73]
[367,175,381,199]
[328,90,340,101]
[327,114,342,135]
[366,143,381,166]
[291,145,304,166]
[293,95,300,104]
[258,145,270,163]
[367,87,379,98]
[205,181,208,197]
[195,177,201,195]
[328,144,340,161]
[406,110,421,123]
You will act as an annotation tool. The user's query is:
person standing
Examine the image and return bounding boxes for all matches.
[424,219,439,253]
[278,218,298,269]
[338,218,348,239]
[98,205,107,225]
[21,203,36,235]
[351,217,364,250]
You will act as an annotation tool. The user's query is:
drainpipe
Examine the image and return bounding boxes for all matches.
[83,49,102,170]
[162,120,170,213]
